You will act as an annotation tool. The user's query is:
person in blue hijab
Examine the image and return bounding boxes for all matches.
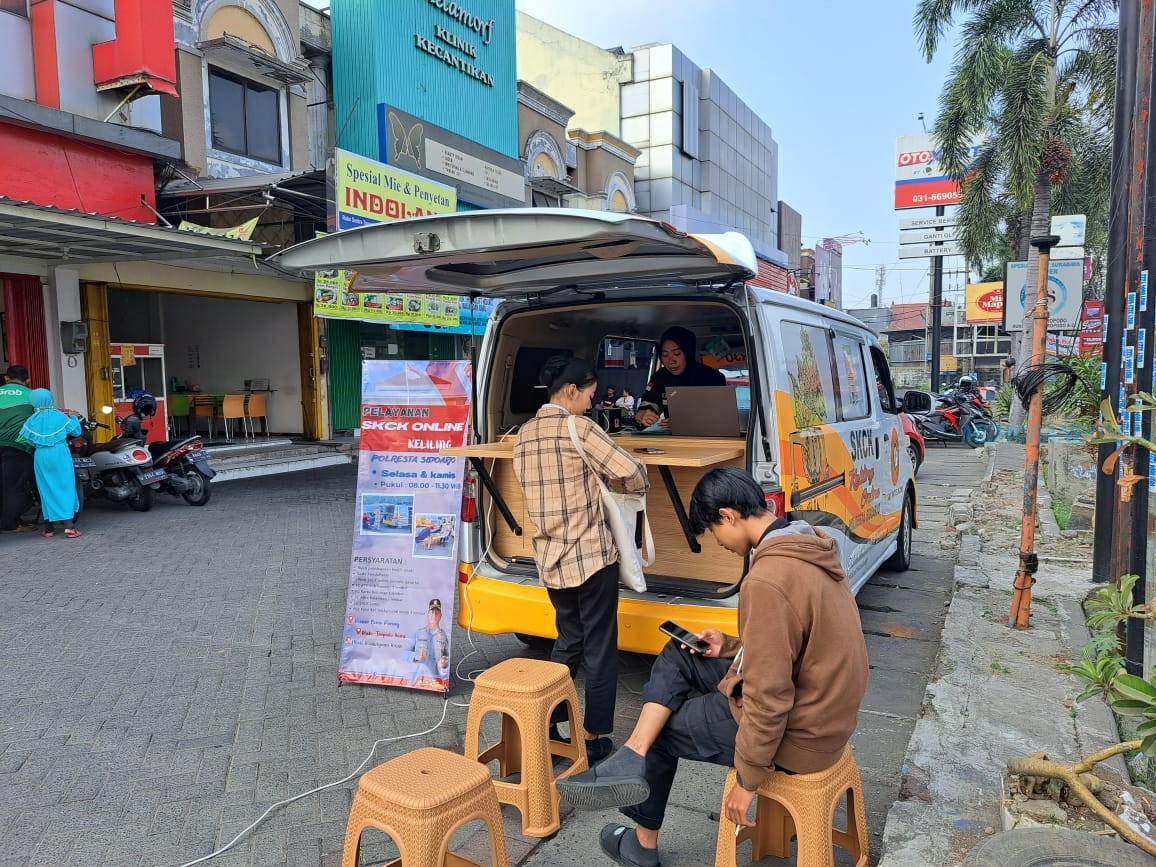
[19,389,81,538]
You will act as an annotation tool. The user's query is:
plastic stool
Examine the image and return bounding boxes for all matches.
[713,744,868,867]
[342,746,508,867]
[464,658,589,836]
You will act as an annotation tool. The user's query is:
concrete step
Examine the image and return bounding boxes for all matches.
[212,452,352,483]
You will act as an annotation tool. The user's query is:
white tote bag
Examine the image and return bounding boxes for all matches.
[567,415,654,592]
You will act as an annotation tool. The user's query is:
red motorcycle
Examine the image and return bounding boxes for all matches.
[148,435,215,506]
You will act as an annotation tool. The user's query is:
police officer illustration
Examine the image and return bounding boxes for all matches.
[405,598,449,680]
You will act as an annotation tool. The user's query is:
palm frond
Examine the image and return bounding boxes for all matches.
[915,0,986,60]
[993,39,1053,207]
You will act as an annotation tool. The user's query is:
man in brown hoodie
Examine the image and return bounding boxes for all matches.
[556,467,869,867]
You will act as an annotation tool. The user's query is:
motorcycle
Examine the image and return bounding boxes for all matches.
[71,407,165,511]
[148,435,215,506]
[913,392,995,447]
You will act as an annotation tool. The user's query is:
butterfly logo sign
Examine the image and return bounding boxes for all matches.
[389,112,424,167]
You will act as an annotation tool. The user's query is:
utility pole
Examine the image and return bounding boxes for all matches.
[876,265,887,307]
[929,206,946,390]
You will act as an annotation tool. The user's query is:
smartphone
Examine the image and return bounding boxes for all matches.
[659,620,711,653]
[635,447,665,454]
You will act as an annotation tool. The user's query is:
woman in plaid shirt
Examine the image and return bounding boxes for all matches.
[514,357,649,764]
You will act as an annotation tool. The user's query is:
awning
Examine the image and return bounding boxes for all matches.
[0,198,267,265]
[157,170,328,222]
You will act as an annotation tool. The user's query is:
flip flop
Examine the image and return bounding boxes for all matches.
[41,531,54,538]
[600,824,661,867]
[64,529,82,539]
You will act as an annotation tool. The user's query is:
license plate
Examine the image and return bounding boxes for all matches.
[187,450,208,463]
[137,469,166,482]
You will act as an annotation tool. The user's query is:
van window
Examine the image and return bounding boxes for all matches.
[833,335,870,420]
[780,321,837,427]
[868,345,897,413]
[510,347,572,413]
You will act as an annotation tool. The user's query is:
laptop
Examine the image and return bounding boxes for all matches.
[666,386,742,437]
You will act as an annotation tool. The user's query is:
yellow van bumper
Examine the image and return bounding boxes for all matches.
[455,566,739,656]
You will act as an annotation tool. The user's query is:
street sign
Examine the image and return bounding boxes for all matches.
[898,242,964,259]
[1052,245,1085,261]
[900,228,961,245]
[1003,258,1084,331]
[899,215,958,230]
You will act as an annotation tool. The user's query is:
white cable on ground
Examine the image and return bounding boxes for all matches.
[180,697,450,866]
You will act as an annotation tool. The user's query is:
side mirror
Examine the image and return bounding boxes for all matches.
[901,391,934,415]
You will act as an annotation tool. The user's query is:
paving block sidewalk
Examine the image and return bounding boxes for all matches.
[879,443,1132,866]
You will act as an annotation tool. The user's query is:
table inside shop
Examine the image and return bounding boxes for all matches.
[176,391,275,441]
[441,435,746,569]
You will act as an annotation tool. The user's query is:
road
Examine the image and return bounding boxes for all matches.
[0,446,984,866]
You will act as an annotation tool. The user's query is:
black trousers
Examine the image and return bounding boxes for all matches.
[622,641,741,831]
[546,562,620,737]
[0,446,32,531]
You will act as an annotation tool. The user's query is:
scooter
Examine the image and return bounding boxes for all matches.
[148,435,215,506]
[72,407,165,511]
[914,393,995,447]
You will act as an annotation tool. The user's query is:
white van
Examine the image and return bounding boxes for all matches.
[275,210,916,655]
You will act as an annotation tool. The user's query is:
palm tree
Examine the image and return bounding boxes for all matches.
[915,0,1117,423]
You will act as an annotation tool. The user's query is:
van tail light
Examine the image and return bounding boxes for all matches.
[460,470,477,523]
[765,490,787,519]
[458,566,473,584]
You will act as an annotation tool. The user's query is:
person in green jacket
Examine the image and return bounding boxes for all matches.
[0,365,34,532]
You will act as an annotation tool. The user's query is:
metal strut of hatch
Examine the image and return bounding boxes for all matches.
[468,457,522,536]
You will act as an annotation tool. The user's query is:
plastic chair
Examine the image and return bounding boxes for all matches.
[713,744,869,867]
[245,392,269,437]
[220,394,247,441]
[168,394,190,437]
[191,396,216,439]
[341,746,508,867]
[463,658,588,837]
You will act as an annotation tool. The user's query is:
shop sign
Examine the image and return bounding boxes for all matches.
[381,105,525,209]
[338,359,472,693]
[177,216,260,241]
[1078,300,1104,355]
[417,0,497,87]
[316,149,459,327]
[894,133,985,210]
[965,282,1004,323]
[1004,259,1084,332]
[335,148,456,231]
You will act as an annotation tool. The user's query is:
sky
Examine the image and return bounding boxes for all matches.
[515,0,960,310]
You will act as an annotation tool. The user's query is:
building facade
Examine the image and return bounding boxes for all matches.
[517,13,787,269]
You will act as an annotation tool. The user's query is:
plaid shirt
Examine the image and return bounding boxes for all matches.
[513,406,649,590]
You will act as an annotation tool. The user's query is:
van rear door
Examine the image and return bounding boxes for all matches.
[271,209,756,295]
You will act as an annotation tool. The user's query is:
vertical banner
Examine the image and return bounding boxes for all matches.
[338,360,472,693]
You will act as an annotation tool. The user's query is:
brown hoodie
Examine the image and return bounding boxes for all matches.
[717,521,869,789]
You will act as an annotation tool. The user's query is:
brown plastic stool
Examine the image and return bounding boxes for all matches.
[342,746,508,867]
[464,658,589,836]
[713,745,869,867]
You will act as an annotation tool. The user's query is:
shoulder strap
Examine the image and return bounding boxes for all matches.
[566,414,611,495]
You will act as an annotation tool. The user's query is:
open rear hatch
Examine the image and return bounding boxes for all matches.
[271,208,756,296]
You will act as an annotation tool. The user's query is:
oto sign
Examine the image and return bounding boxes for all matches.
[1003,259,1084,331]
[894,133,985,210]
[965,282,1004,323]
[897,242,963,259]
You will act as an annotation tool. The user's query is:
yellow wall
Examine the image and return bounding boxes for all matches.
[516,11,632,136]
[206,7,276,54]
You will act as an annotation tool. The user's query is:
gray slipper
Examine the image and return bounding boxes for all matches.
[556,747,649,810]
[600,824,661,867]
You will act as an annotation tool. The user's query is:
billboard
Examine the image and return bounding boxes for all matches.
[1003,259,1084,331]
[894,134,984,210]
[965,282,1004,324]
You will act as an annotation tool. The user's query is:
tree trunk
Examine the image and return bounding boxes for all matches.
[1009,171,1053,427]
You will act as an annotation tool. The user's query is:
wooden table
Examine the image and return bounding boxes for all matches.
[442,435,746,552]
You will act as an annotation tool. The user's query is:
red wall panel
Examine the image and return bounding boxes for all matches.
[2,275,50,390]
[0,124,156,223]
[748,258,789,293]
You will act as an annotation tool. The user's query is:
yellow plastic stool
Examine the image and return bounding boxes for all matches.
[713,744,869,867]
[464,658,589,836]
[342,746,508,867]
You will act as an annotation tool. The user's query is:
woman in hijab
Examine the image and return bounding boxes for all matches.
[635,326,726,428]
[19,389,81,538]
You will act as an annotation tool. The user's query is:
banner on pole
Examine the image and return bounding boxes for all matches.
[338,360,472,693]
